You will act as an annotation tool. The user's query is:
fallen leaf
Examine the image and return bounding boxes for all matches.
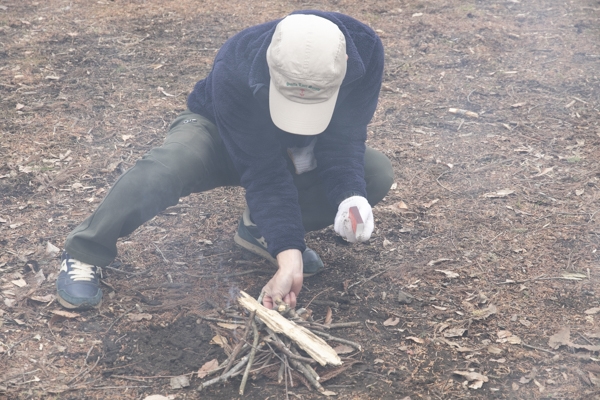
[387,201,412,214]
[483,189,515,198]
[576,189,585,196]
[571,343,600,352]
[519,319,532,328]
[548,327,570,349]
[122,134,133,142]
[585,308,600,315]
[158,87,177,97]
[128,313,152,322]
[333,344,354,355]
[50,309,79,318]
[45,75,61,80]
[383,317,400,326]
[545,328,600,351]
[324,307,333,325]
[428,258,453,266]
[561,271,587,280]
[373,358,385,364]
[406,336,425,344]
[444,328,467,338]
[497,330,513,339]
[16,103,25,110]
[397,291,413,304]
[442,338,472,352]
[507,335,522,345]
[511,102,527,108]
[197,359,219,378]
[423,199,439,208]
[533,167,553,177]
[514,146,533,153]
[210,335,227,347]
[321,390,337,396]
[487,346,503,355]
[216,322,242,330]
[453,370,489,383]
[11,278,27,288]
[432,305,447,311]
[469,380,485,389]
[46,241,60,256]
[170,375,189,389]
[588,372,600,386]
[472,304,497,320]
[435,269,459,278]
[34,269,46,286]
[30,294,55,303]
[143,396,171,400]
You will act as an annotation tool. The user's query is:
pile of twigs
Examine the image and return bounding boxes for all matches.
[195,291,363,396]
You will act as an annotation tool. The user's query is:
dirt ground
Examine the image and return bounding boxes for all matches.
[1,0,599,399]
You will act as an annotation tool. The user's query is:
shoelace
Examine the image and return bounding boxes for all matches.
[65,259,99,282]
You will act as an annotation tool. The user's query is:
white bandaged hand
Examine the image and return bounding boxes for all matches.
[334,196,374,243]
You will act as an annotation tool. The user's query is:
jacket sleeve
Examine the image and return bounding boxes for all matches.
[315,34,384,207]
[210,59,306,257]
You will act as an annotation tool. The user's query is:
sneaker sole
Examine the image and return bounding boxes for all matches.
[234,233,322,277]
[57,293,102,310]
[234,232,278,265]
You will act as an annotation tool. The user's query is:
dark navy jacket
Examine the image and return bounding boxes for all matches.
[187,10,384,257]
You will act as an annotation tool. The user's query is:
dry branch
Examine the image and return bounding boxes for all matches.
[239,318,259,395]
[237,291,342,366]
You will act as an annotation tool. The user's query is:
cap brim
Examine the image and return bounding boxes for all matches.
[269,82,339,135]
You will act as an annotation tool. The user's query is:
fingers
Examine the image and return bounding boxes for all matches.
[262,294,296,310]
[263,297,273,309]
[283,292,297,309]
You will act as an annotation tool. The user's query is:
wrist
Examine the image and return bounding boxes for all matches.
[276,249,303,273]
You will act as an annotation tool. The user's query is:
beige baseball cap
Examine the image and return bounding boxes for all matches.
[267,14,347,135]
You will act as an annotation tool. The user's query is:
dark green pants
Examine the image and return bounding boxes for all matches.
[65,111,394,266]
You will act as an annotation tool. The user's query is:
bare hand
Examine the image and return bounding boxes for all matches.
[262,249,303,309]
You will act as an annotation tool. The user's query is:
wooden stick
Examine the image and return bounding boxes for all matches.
[283,357,290,400]
[291,346,320,381]
[285,355,293,387]
[347,267,391,290]
[309,321,362,330]
[239,319,259,395]
[197,315,241,324]
[222,310,255,375]
[238,291,342,366]
[265,330,317,364]
[197,355,249,391]
[522,342,557,356]
[313,331,362,351]
[278,359,285,384]
[328,321,362,329]
[288,356,324,392]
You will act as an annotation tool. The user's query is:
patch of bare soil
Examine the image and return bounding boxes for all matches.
[1,0,599,399]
